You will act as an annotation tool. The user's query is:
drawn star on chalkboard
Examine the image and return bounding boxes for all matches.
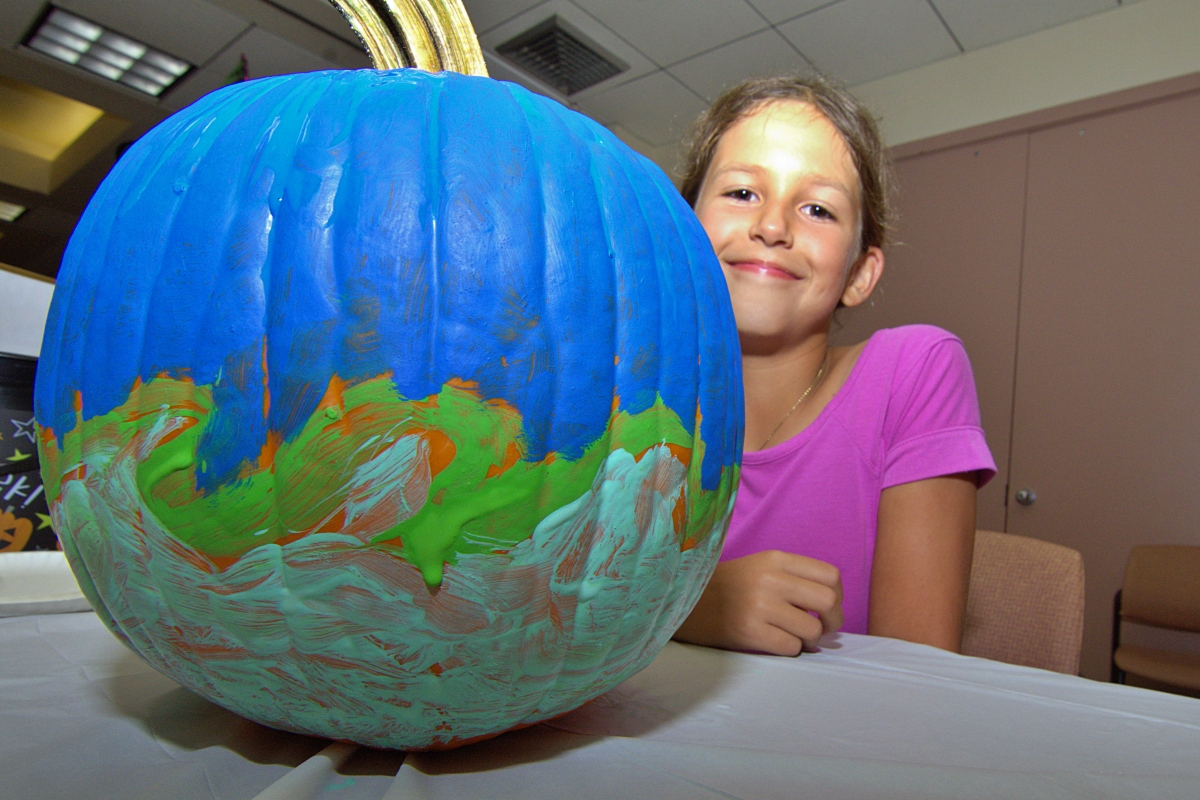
[36,513,53,531]
[11,416,36,443]
[6,448,32,463]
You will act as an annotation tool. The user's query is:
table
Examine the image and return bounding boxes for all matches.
[5,610,1200,799]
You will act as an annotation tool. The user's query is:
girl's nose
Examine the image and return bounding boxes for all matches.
[749,202,792,247]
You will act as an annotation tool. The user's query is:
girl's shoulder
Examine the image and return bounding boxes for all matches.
[863,324,964,363]
[840,324,974,418]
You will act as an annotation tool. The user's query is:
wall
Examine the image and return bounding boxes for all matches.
[854,0,1200,147]
[0,263,53,357]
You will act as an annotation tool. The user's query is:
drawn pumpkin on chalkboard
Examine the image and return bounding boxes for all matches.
[0,511,33,551]
[34,1,742,750]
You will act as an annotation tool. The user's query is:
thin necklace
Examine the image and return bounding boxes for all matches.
[760,352,829,450]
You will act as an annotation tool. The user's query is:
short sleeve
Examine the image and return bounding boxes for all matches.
[880,331,997,489]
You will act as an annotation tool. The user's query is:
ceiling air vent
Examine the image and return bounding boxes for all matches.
[496,16,626,96]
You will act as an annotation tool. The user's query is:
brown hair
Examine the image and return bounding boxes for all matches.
[679,74,894,255]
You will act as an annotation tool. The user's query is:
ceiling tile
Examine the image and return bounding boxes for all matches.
[162,25,341,111]
[571,0,767,67]
[56,0,250,69]
[0,0,46,49]
[931,0,1118,51]
[462,0,551,34]
[743,0,839,26]
[478,0,657,101]
[669,28,812,101]
[575,70,706,147]
[253,0,364,46]
[778,0,961,86]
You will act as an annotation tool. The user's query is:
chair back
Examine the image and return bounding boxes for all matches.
[961,530,1085,675]
[1121,545,1200,632]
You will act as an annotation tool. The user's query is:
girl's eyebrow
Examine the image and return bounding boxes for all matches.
[712,163,855,198]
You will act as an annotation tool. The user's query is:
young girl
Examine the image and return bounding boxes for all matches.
[672,76,996,656]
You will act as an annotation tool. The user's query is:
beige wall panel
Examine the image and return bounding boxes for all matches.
[1009,88,1200,681]
[834,134,1028,532]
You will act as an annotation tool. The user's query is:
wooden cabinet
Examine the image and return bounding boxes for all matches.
[838,75,1200,680]
[835,133,1027,534]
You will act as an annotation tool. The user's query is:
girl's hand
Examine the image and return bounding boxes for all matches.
[672,550,843,655]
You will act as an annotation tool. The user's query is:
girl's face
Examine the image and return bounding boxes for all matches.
[694,100,883,353]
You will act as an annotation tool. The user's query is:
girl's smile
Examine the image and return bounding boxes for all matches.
[727,259,801,281]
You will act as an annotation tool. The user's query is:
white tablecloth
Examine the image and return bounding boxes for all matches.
[4,610,1199,799]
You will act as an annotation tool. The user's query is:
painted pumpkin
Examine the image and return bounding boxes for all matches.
[35,68,742,749]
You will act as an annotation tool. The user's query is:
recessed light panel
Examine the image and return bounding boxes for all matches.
[0,202,26,223]
[25,8,191,97]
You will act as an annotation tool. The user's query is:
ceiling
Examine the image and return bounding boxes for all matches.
[0,0,1133,279]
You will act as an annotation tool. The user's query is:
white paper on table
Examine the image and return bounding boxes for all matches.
[0,550,91,616]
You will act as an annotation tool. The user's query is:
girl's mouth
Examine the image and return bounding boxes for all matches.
[727,260,799,281]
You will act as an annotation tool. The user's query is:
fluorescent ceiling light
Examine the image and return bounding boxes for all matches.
[24,7,191,97]
[0,202,26,223]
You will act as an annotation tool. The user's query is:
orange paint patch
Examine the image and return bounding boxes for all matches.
[634,442,692,466]
[272,530,309,548]
[666,442,692,466]
[446,377,479,395]
[125,400,207,423]
[257,430,283,469]
[485,441,522,479]
[61,464,87,484]
[208,554,240,571]
[431,488,446,505]
[680,536,696,552]
[540,451,557,466]
[412,393,439,410]
[484,396,521,419]
[316,507,347,534]
[428,662,443,676]
[317,374,348,411]
[611,394,620,414]
[614,354,620,365]
[421,429,456,477]
[672,487,688,535]
[260,336,270,420]
[500,356,508,367]
[153,414,201,447]
[73,390,83,413]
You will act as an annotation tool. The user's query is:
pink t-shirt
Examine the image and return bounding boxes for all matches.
[721,325,997,635]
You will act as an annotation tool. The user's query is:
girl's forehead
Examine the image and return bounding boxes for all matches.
[713,101,858,186]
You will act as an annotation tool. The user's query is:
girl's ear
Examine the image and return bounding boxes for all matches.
[841,246,884,308]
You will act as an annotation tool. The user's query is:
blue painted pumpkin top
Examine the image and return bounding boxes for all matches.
[36,69,741,491]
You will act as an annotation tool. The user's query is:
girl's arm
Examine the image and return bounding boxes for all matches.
[868,473,977,652]
[672,550,843,656]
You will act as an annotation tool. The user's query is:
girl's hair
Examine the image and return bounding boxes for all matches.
[678,74,894,254]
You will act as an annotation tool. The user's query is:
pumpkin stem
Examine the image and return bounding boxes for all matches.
[328,0,489,76]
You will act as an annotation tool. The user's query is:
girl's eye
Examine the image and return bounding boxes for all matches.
[724,188,755,202]
[804,203,836,221]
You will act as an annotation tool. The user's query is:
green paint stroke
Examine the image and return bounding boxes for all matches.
[38,375,732,588]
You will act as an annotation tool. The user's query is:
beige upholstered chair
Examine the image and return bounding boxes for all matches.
[1111,545,1200,691]
[961,529,1085,675]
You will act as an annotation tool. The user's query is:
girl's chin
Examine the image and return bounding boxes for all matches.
[733,311,834,352]
[731,302,827,332]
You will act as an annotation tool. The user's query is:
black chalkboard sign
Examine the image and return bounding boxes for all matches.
[0,353,54,551]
